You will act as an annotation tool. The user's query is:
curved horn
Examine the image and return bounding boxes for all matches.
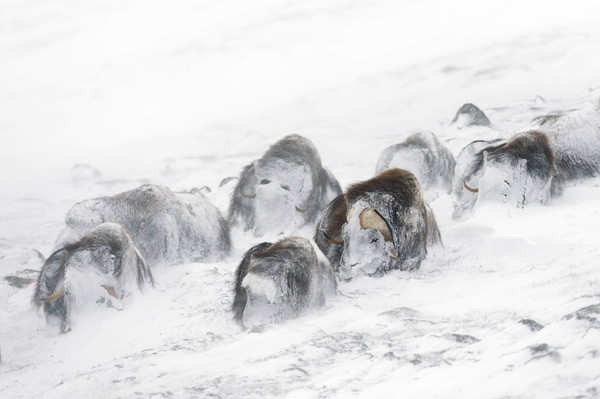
[295,205,309,214]
[101,285,119,299]
[322,231,344,246]
[43,283,65,302]
[359,208,393,242]
[463,181,479,193]
[390,248,400,261]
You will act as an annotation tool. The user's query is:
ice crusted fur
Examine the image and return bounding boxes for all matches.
[536,105,600,182]
[33,222,154,332]
[57,185,231,267]
[376,131,456,200]
[228,134,342,236]
[235,236,336,329]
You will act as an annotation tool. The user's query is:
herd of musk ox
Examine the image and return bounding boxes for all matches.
[15,101,600,333]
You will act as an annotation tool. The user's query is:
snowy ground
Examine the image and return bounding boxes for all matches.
[1,1,600,398]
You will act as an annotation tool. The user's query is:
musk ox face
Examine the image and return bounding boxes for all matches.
[33,222,154,333]
[232,237,336,329]
[452,131,557,219]
[315,169,442,280]
[58,184,231,267]
[339,201,400,279]
[376,131,456,198]
[228,134,342,237]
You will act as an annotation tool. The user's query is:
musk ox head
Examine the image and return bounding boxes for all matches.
[376,131,456,197]
[228,134,342,237]
[57,184,231,267]
[314,169,441,280]
[232,237,336,329]
[452,131,558,219]
[33,222,154,333]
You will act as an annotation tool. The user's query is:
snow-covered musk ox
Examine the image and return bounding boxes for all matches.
[452,106,600,218]
[33,223,154,333]
[314,168,442,280]
[228,134,342,236]
[232,237,336,328]
[375,131,456,196]
[56,185,231,267]
[451,103,491,127]
[534,106,600,187]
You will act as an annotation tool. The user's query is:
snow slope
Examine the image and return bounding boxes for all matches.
[1,1,600,398]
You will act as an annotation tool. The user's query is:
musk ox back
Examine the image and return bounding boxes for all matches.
[228,134,342,237]
[315,168,441,280]
[451,103,491,127]
[535,106,600,184]
[376,131,456,197]
[33,222,154,333]
[57,185,231,267]
[232,237,336,328]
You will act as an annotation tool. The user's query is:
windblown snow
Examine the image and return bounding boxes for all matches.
[1,1,600,398]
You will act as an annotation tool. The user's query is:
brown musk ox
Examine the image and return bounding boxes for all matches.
[314,168,441,280]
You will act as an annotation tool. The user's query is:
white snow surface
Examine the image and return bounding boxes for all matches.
[2,1,600,398]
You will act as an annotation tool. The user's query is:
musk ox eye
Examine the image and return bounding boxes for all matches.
[370,238,378,244]
[260,179,271,185]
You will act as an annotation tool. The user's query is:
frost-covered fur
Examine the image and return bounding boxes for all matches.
[232,237,336,328]
[376,131,456,196]
[314,169,441,279]
[534,106,600,187]
[228,134,342,236]
[451,103,491,127]
[56,185,231,267]
[452,106,600,219]
[33,223,154,333]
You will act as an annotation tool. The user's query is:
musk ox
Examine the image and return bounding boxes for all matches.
[375,131,456,196]
[314,168,441,280]
[232,236,336,328]
[452,106,600,218]
[451,103,491,127]
[534,106,600,185]
[33,223,154,333]
[56,185,231,267]
[228,134,342,237]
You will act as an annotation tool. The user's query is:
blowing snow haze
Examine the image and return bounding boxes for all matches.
[1,1,600,398]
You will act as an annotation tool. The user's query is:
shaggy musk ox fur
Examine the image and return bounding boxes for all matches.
[453,106,600,218]
[228,134,342,236]
[33,223,154,333]
[314,168,441,279]
[57,185,231,267]
[232,237,336,328]
[452,131,557,218]
[376,131,456,195]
